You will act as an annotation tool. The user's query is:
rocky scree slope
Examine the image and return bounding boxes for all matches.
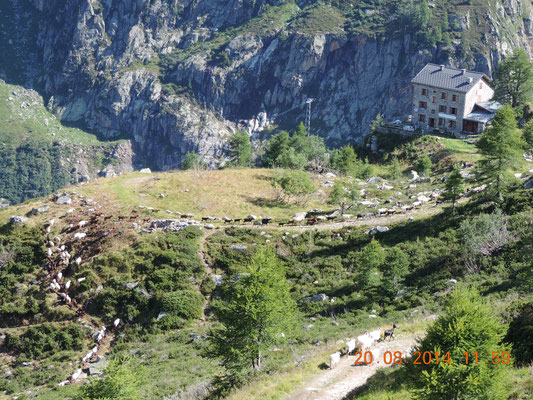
[3,0,533,170]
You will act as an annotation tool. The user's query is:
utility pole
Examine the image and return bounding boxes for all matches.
[305,98,315,136]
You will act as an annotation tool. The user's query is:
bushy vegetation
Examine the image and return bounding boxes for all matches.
[271,169,316,204]
[0,225,48,326]
[6,323,85,360]
[87,227,205,327]
[263,122,326,170]
[74,357,140,400]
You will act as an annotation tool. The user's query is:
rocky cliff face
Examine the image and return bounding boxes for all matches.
[3,0,533,170]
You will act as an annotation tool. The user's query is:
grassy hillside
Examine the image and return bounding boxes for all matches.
[0,136,531,399]
[0,80,108,147]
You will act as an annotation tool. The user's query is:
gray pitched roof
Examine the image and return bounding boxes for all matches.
[411,64,490,93]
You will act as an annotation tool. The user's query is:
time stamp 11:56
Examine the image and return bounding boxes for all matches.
[352,351,511,366]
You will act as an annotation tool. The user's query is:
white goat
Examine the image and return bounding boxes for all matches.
[74,232,86,240]
[369,328,382,343]
[75,257,82,265]
[113,318,121,328]
[79,220,88,228]
[356,333,374,352]
[345,339,356,355]
[330,351,341,369]
[70,368,82,382]
[77,277,86,283]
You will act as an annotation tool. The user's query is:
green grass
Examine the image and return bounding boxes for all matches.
[74,168,332,221]
[290,4,346,35]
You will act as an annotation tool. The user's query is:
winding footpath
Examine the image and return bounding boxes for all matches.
[285,334,418,400]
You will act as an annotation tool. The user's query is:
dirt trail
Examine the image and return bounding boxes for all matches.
[197,230,216,319]
[221,204,443,233]
[285,334,418,400]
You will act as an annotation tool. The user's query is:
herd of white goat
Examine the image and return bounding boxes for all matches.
[330,326,396,369]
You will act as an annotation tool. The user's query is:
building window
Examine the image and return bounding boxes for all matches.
[431,109,435,114]
[432,96,437,103]
[421,88,428,96]
[419,114,426,123]
[450,107,457,115]
[438,118,443,126]
[448,120,456,129]
[479,82,483,89]
[452,94,458,102]
[439,105,446,113]
[441,92,447,100]
[419,101,427,109]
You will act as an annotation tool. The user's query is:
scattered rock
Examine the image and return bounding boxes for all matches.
[395,289,407,299]
[157,311,168,320]
[140,168,152,173]
[124,282,139,289]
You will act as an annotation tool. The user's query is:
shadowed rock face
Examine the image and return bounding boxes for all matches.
[3,0,532,170]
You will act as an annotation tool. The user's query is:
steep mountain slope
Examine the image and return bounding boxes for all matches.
[2,0,532,170]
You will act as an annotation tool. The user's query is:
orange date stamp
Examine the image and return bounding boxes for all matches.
[352,351,511,365]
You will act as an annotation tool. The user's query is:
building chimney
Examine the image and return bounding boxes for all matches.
[461,69,466,75]
[440,65,445,71]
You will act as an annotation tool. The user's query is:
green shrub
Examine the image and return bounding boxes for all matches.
[271,170,315,204]
[160,289,205,320]
[6,323,85,359]
[505,300,533,366]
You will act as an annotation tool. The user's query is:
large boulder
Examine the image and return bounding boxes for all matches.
[525,177,533,189]
[229,244,248,252]
[305,293,329,302]
[56,196,72,205]
[369,226,389,235]
[292,212,307,222]
[30,205,49,215]
[10,216,28,225]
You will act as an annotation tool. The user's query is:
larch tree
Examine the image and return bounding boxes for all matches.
[443,164,465,215]
[495,48,533,111]
[408,288,510,400]
[477,104,524,202]
[208,247,297,373]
